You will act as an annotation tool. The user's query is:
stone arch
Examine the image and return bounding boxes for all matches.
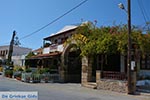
[61,42,82,83]
[62,43,77,67]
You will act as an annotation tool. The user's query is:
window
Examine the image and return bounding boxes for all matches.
[54,39,57,44]
[6,50,8,55]
[58,38,61,44]
[2,50,5,56]
[0,51,2,55]
[65,37,68,41]
[141,55,150,70]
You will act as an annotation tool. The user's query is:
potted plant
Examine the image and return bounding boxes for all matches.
[5,70,13,78]
[16,73,22,80]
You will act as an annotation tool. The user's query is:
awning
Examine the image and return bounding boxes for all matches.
[28,52,62,59]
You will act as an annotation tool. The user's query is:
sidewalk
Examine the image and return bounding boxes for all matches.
[32,82,150,100]
[136,85,150,97]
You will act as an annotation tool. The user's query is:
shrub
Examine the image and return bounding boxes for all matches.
[0,67,3,72]
[39,68,50,74]
[25,68,32,73]
[18,68,24,72]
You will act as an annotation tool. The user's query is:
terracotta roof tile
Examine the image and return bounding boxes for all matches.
[30,52,62,59]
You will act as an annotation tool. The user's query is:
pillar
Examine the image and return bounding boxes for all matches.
[81,56,93,85]
[96,70,101,84]
[81,56,88,85]
[59,69,67,82]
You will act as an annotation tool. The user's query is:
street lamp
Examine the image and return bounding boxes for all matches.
[118,3,125,10]
[118,0,135,94]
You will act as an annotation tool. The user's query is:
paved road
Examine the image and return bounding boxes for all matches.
[0,75,149,100]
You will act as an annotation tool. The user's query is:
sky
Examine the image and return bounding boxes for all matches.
[0,0,150,50]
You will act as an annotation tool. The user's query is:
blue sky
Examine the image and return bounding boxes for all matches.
[0,0,150,50]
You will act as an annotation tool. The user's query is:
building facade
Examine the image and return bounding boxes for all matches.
[0,45,32,66]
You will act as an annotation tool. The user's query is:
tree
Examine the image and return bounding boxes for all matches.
[65,22,92,56]
[65,22,150,71]
[14,36,21,46]
[25,52,35,59]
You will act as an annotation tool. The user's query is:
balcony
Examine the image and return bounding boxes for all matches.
[43,44,64,54]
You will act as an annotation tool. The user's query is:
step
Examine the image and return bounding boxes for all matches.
[83,82,97,89]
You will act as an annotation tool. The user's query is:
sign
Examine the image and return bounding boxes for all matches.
[0,92,38,100]
[131,61,135,70]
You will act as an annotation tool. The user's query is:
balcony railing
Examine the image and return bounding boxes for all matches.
[102,71,127,80]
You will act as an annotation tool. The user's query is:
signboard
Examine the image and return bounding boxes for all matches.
[0,92,38,100]
[131,61,135,70]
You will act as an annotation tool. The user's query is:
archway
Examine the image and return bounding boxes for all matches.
[61,43,81,83]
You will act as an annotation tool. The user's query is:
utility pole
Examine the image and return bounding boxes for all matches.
[7,31,16,67]
[127,0,132,94]
[119,0,136,94]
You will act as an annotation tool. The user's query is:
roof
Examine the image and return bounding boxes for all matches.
[43,21,91,41]
[32,48,43,52]
[0,45,32,56]
[44,25,78,40]
[53,25,78,36]
[29,52,62,59]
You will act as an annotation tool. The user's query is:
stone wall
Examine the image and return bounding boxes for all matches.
[97,79,127,93]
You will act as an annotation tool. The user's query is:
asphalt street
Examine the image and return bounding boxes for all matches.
[0,75,149,100]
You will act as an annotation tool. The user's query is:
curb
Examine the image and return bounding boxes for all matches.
[136,89,150,97]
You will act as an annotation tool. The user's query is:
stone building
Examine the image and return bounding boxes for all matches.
[27,23,150,93]
[28,25,81,82]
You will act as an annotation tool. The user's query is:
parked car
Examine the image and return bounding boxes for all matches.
[0,72,3,75]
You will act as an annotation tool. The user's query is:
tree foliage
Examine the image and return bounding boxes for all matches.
[14,36,21,46]
[25,52,35,59]
[65,22,150,57]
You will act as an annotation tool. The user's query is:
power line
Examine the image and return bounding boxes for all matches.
[140,0,150,21]
[137,0,150,32]
[137,0,147,24]
[19,0,89,40]
[137,0,150,23]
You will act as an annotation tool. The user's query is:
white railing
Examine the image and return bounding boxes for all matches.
[43,47,50,54]
[43,44,64,54]
[41,74,60,83]
[21,73,60,83]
